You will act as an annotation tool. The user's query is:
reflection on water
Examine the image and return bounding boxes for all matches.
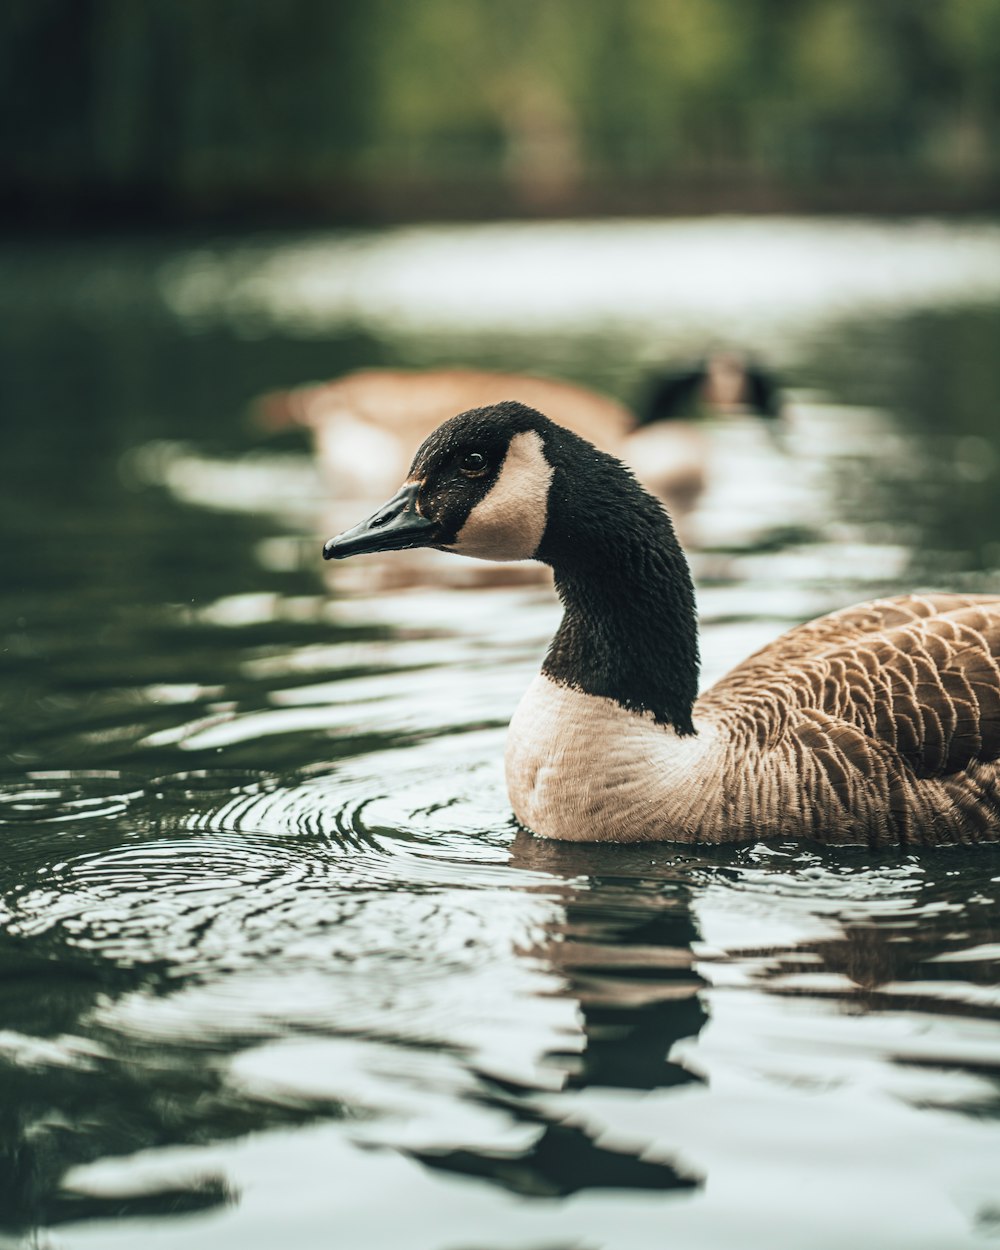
[0,222,999,1249]
[157,219,1000,350]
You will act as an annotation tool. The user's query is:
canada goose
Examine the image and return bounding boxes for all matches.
[624,351,785,511]
[640,351,783,424]
[255,366,712,522]
[258,367,628,491]
[324,402,1000,846]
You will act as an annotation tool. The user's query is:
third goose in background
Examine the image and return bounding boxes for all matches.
[324,401,1000,847]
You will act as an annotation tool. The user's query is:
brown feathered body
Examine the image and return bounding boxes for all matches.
[508,594,1000,846]
[258,368,632,495]
[699,593,1000,844]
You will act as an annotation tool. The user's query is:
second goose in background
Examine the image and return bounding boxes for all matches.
[625,350,785,512]
[255,363,779,522]
[257,366,630,494]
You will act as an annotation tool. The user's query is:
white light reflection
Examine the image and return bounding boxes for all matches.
[160,218,1000,357]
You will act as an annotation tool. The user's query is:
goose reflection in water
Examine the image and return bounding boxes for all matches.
[0,804,712,1231]
[414,830,710,1199]
[0,769,998,1245]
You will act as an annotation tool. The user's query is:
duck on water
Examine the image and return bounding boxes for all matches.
[324,402,1000,846]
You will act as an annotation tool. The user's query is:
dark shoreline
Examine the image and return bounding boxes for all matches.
[3,173,999,238]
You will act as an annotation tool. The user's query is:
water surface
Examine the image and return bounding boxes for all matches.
[1,219,999,1249]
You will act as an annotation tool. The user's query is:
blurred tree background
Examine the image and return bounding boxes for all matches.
[2,0,999,227]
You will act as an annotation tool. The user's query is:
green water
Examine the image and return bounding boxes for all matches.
[1,222,999,1250]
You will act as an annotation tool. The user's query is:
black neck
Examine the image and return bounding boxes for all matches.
[537,436,700,734]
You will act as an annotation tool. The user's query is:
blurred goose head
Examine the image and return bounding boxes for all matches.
[639,351,783,425]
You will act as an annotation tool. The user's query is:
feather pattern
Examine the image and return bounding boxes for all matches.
[693,594,1000,844]
[507,594,1000,845]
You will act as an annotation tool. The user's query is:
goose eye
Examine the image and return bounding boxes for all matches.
[459,450,488,476]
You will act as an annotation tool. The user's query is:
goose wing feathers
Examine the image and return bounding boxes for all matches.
[699,595,1000,843]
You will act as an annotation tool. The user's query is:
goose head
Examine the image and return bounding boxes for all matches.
[324,401,558,565]
[325,401,700,735]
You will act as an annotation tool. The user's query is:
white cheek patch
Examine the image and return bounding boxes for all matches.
[450,430,552,562]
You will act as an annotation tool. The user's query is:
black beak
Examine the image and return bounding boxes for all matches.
[323,482,439,560]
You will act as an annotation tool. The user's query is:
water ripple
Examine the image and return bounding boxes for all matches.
[0,772,145,826]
